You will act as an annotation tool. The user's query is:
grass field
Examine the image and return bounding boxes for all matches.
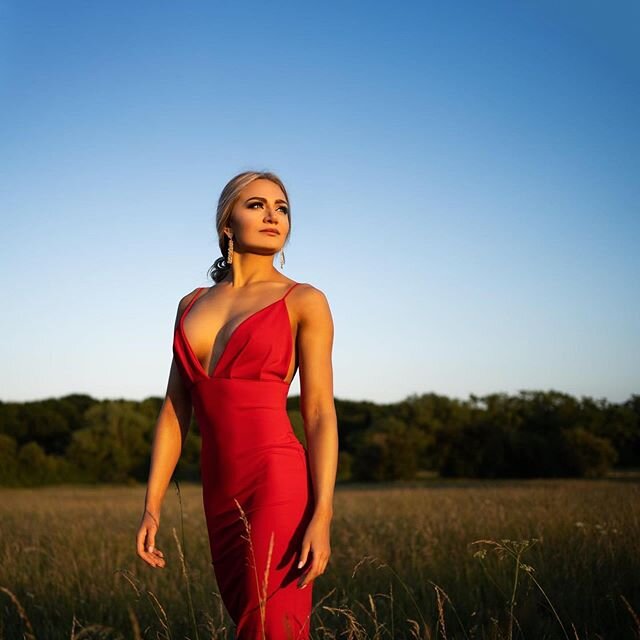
[1,477,638,640]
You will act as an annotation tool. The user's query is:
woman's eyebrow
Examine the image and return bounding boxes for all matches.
[245,196,288,205]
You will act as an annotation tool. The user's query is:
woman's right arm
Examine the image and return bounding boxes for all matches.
[136,291,198,568]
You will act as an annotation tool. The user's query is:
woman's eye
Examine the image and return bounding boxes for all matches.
[248,202,289,215]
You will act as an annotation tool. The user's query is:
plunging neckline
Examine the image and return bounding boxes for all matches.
[177,282,299,380]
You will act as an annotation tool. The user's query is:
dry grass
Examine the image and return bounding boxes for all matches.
[0,477,639,639]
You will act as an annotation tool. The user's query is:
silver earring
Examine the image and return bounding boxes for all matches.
[226,235,234,264]
[279,249,285,269]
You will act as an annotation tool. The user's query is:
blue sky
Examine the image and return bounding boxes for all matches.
[1,0,638,405]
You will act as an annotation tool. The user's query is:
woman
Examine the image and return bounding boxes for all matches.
[136,170,338,640]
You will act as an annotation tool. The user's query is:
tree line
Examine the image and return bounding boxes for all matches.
[0,390,637,486]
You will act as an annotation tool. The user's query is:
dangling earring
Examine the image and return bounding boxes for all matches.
[226,234,234,264]
[279,249,285,269]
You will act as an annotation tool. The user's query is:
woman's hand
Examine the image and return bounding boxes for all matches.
[297,511,332,589]
[136,508,166,569]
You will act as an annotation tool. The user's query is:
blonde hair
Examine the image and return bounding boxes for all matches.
[207,171,292,283]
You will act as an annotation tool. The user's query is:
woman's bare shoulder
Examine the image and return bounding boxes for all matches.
[178,286,206,310]
[173,287,208,329]
[294,281,328,300]
[292,282,333,323]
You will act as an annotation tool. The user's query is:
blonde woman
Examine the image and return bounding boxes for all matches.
[137,171,338,639]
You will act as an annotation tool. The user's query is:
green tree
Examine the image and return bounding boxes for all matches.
[562,427,618,477]
[67,400,150,482]
[0,434,19,485]
[352,417,427,481]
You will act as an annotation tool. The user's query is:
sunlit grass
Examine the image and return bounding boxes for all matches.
[1,477,639,639]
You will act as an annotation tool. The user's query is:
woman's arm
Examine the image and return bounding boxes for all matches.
[295,285,338,588]
[143,358,193,513]
[137,291,198,569]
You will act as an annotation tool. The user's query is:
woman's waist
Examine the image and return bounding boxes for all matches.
[191,376,290,410]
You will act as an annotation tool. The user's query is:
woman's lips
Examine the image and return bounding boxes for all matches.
[260,230,279,235]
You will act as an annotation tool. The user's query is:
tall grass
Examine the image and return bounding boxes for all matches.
[0,477,638,639]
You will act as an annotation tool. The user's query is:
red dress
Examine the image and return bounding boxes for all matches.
[173,281,315,639]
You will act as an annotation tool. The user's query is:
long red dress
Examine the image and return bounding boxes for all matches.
[173,281,315,640]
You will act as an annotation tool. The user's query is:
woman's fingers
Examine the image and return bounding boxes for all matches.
[146,527,157,553]
[150,548,166,567]
[298,558,318,588]
[297,552,330,588]
[136,525,165,568]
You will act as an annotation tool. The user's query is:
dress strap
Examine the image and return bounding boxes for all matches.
[181,287,205,320]
[282,282,300,300]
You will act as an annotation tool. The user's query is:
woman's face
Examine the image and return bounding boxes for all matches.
[227,179,290,253]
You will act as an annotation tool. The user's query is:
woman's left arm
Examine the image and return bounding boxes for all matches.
[295,285,339,589]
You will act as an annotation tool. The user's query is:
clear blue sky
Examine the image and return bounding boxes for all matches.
[1,0,638,405]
